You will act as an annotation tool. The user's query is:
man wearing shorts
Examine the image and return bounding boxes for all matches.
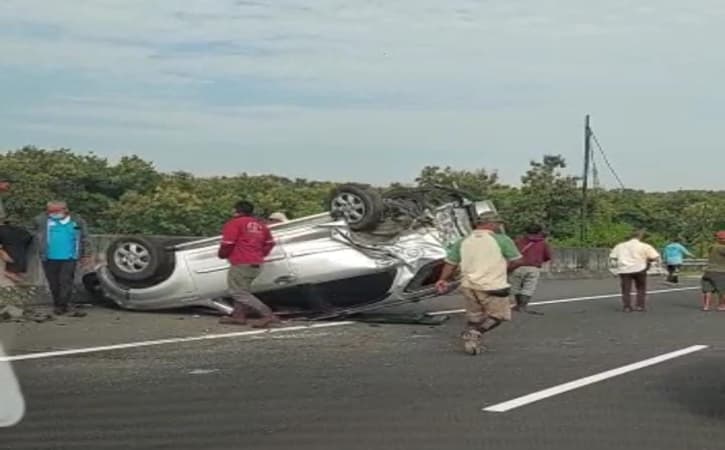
[701,231,725,311]
[662,237,693,285]
[435,211,522,355]
[509,223,552,313]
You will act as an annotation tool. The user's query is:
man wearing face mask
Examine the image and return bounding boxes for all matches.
[31,201,92,316]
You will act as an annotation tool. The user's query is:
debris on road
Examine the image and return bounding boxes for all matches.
[0,305,55,323]
[0,305,24,321]
[29,312,54,323]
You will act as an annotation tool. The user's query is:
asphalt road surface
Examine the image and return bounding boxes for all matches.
[1,277,724,450]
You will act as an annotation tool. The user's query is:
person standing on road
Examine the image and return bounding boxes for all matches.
[662,238,694,285]
[435,211,522,355]
[30,201,92,316]
[218,200,281,328]
[509,223,552,314]
[609,230,661,313]
[0,215,33,284]
[700,231,725,311]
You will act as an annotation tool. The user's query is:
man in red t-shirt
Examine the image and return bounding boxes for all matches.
[509,224,552,314]
[218,200,281,328]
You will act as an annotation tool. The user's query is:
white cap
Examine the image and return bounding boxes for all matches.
[268,212,288,222]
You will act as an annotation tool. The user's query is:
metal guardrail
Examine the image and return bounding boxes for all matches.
[681,259,708,268]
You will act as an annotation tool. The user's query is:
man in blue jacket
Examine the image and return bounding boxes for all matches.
[662,237,694,285]
[31,201,92,316]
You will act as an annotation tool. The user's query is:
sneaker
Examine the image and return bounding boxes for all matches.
[53,306,68,316]
[461,329,483,355]
[69,309,87,318]
[634,306,646,312]
[622,306,633,313]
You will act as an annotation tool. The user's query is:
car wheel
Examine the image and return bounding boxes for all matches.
[106,236,162,282]
[329,184,384,231]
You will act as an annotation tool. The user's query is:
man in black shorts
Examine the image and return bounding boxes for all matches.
[701,231,725,311]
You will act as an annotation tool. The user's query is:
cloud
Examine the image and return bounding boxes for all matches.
[1,0,725,189]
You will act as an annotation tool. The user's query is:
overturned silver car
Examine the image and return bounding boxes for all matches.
[85,185,496,317]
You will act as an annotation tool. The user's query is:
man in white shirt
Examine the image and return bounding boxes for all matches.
[609,230,661,312]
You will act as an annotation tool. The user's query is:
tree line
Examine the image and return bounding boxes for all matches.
[1,146,723,255]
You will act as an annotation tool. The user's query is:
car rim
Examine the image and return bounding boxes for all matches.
[113,242,151,274]
[331,192,366,223]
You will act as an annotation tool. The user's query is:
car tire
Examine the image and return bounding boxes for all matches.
[329,184,384,231]
[106,236,163,282]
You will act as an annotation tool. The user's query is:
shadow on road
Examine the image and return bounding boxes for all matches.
[660,355,725,419]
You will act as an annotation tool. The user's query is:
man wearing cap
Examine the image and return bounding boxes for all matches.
[267,211,289,224]
[435,211,522,355]
[30,201,92,316]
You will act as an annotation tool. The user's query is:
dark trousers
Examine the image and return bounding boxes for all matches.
[619,271,648,308]
[666,265,681,283]
[42,260,77,308]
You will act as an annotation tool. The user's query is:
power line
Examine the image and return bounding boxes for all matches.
[590,131,626,190]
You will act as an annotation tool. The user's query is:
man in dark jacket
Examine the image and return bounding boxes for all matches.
[0,215,33,284]
[30,201,92,316]
[509,224,552,313]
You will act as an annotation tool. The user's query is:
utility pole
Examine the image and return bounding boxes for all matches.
[580,114,592,246]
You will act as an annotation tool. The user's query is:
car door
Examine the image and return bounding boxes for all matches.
[182,236,293,301]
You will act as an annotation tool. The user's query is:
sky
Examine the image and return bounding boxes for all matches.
[1,0,724,190]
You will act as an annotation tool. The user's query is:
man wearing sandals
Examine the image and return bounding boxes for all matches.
[435,211,522,355]
[701,231,725,311]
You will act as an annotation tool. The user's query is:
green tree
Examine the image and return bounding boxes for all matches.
[415,165,503,198]
[513,155,581,240]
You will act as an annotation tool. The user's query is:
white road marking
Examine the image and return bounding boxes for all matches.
[0,322,354,363]
[483,344,709,413]
[0,286,700,362]
[427,286,698,316]
[188,369,219,375]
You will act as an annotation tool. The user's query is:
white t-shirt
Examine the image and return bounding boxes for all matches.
[609,239,660,274]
